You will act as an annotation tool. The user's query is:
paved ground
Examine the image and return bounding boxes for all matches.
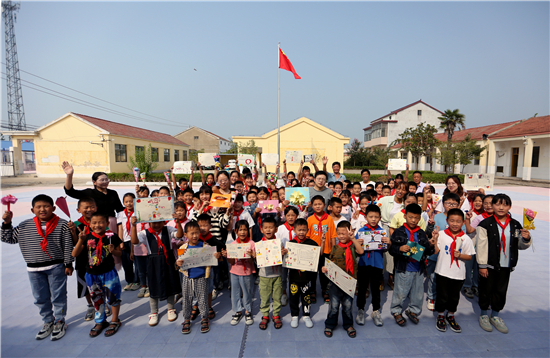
[1,184,548,358]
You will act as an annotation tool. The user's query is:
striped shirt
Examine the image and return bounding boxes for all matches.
[191,209,230,244]
[1,218,74,269]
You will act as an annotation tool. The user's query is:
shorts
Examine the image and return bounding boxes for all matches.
[85,268,122,307]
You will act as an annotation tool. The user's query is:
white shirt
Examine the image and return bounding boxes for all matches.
[360,181,376,192]
[415,182,426,194]
[117,211,135,242]
[275,223,295,244]
[435,197,470,214]
[136,226,179,255]
[435,230,476,280]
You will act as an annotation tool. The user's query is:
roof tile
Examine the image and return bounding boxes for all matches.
[489,115,550,139]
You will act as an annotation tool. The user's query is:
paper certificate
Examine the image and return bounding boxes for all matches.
[238,154,255,169]
[283,242,320,272]
[173,161,194,174]
[285,150,302,164]
[388,159,407,171]
[262,153,279,166]
[178,246,218,271]
[304,154,315,162]
[464,173,494,191]
[358,230,388,251]
[255,239,283,268]
[226,244,251,259]
[324,258,357,298]
[198,153,218,167]
[134,196,174,223]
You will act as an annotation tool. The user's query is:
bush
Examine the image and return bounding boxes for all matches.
[107,172,200,182]
[344,173,463,184]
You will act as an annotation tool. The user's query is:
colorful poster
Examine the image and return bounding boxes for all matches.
[211,194,231,208]
[324,258,357,297]
[178,246,218,271]
[282,242,320,272]
[304,154,315,162]
[226,244,251,259]
[238,154,255,169]
[262,153,279,166]
[388,159,407,171]
[255,239,283,268]
[258,200,279,214]
[198,153,218,167]
[358,230,388,251]
[403,241,426,262]
[173,161,194,174]
[285,150,302,164]
[286,187,309,211]
[464,173,494,191]
[134,196,174,223]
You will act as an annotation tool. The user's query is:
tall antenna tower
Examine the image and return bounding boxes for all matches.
[2,1,26,130]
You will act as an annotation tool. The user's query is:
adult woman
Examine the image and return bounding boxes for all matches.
[214,171,232,195]
[62,161,124,230]
[434,175,469,213]
[377,181,408,290]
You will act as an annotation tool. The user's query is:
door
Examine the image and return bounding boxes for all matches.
[511,147,519,177]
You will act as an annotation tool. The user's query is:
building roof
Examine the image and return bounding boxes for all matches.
[433,120,522,142]
[364,100,444,130]
[174,126,230,142]
[489,115,550,139]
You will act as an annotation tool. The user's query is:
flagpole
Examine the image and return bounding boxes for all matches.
[277,42,281,163]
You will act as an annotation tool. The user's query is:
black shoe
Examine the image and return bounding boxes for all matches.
[436,316,446,332]
[446,315,461,333]
[463,287,474,299]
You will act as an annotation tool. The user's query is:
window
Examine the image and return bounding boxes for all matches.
[115,144,127,162]
[418,110,422,116]
[531,146,540,167]
[182,150,188,161]
[194,136,199,140]
[135,146,144,156]
[174,150,179,162]
[400,152,407,159]
[164,149,170,162]
[151,148,159,162]
[381,127,386,137]
[496,166,504,173]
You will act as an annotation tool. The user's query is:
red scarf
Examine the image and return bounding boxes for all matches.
[185,203,194,212]
[33,215,59,259]
[91,231,106,266]
[313,212,329,235]
[377,194,383,200]
[147,228,168,263]
[234,209,243,222]
[236,236,250,244]
[403,223,420,242]
[472,208,483,216]
[199,233,213,242]
[444,228,464,268]
[351,195,360,207]
[401,209,406,214]
[284,222,294,240]
[124,208,133,234]
[359,211,367,219]
[482,212,491,219]
[203,205,213,214]
[391,188,396,195]
[495,214,511,258]
[365,223,379,231]
[77,216,90,235]
[338,241,354,276]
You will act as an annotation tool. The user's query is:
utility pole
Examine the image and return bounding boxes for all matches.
[2,1,26,131]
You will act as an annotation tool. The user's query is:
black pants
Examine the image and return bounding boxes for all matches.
[478,267,511,312]
[434,274,464,313]
[289,280,312,317]
[356,265,382,311]
[121,241,138,284]
[313,254,330,295]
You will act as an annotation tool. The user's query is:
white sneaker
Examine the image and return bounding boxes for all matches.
[427,299,435,311]
[291,316,299,328]
[371,310,383,327]
[303,316,313,328]
[123,283,132,291]
[50,321,67,341]
[36,321,54,340]
[167,309,177,322]
[281,293,288,306]
[144,287,150,298]
[356,309,365,325]
[130,282,141,291]
[212,289,219,301]
[137,287,147,298]
[149,313,159,326]
[490,316,509,334]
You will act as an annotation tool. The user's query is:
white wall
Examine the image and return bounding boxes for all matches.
[219,140,232,153]
[530,137,550,180]
[386,103,445,147]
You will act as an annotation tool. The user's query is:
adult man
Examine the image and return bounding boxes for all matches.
[307,171,334,216]
[323,157,347,183]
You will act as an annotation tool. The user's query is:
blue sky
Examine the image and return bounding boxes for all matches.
[2,1,548,143]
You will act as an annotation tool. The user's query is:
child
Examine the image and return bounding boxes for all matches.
[229,194,255,240]
[192,185,231,244]
[224,220,256,326]
[234,180,245,195]
[389,204,435,326]
[117,193,140,292]
[389,193,427,236]
[387,178,395,195]
[151,189,160,197]
[199,163,216,187]
[350,195,371,234]
[136,185,150,198]
[408,181,418,193]
[328,182,335,192]
[374,182,384,200]
[72,212,122,337]
[1,194,74,340]
[355,204,390,327]
[244,191,258,215]
[328,197,347,228]
[475,194,531,334]
[339,189,354,221]
[180,188,195,220]
[333,181,343,197]
[382,185,392,197]
[253,187,279,242]
[322,221,364,338]
[275,206,299,306]
[177,221,214,334]
[431,209,475,333]
[130,215,184,326]
[350,182,362,211]
[257,217,287,330]
[288,219,322,328]
[307,195,337,303]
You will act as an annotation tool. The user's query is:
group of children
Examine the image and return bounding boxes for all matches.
[0,159,533,341]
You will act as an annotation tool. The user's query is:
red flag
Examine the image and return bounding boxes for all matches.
[279,48,301,79]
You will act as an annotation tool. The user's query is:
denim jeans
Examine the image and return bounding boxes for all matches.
[390,270,424,315]
[325,282,353,330]
[426,259,436,301]
[27,264,68,323]
[231,273,254,313]
[463,254,479,288]
[134,255,148,287]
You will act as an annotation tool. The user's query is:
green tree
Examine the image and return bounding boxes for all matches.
[128,144,158,174]
[189,149,204,163]
[226,140,259,155]
[438,109,466,143]
[394,122,439,170]
[455,134,486,172]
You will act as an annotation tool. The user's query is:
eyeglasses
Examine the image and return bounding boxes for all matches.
[444,202,458,207]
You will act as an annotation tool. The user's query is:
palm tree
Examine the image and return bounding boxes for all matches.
[438,109,465,143]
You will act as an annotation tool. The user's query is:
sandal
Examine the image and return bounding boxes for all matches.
[324,328,333,338]
[323,292,330,303]
[346,327,357,338]
[310,293,317,304]
[190,305,199,321]
[89,321,109,337]
[208,307,216,320]
[393,313,406,327]
[405,310,419,324]
[272,316,283,329]
[181,320,191,334]
[259,316,269,330]
[200,319,210,333]
[104,320,121,337]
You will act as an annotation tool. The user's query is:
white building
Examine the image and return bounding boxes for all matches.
[363,100,444,148]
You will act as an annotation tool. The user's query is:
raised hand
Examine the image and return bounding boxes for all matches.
[2,210,13,223]
[61,161,74,175]
[77,226,87,242]
[322,156,328,165]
